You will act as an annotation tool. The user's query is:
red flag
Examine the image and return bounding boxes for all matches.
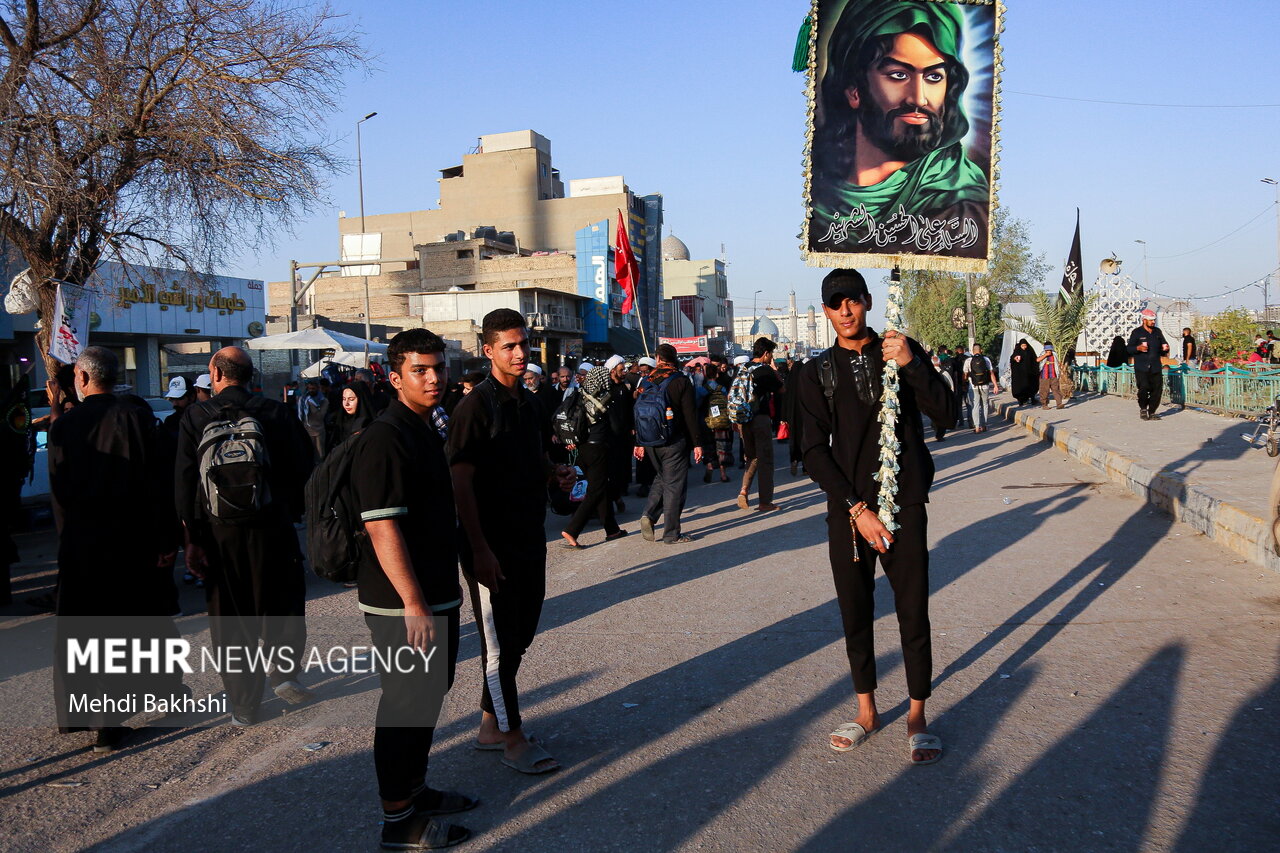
[615,209,639,315]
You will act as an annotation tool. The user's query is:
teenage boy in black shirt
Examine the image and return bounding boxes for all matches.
[797,269,955,766]
[352,328,476,849]
[449,309,575,775]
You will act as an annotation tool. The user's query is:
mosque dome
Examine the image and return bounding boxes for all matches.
[750,315,780,338]
[661,234,691,261]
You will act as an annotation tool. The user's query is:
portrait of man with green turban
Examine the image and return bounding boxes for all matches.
[806,0,996,267]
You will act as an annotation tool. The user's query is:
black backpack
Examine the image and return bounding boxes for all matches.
[634,372,677,447]
[552,389,589,448]
[303,419,407,584]
[968,356,992,386]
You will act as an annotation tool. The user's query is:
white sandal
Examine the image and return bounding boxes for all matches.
[829,721,872,753]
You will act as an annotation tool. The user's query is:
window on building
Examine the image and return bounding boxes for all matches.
[456,249,473,259]
[540,163,548,178]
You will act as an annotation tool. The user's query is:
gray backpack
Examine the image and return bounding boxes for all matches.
[198,406,272,523]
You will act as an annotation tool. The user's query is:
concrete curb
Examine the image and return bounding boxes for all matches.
[998,400,1280,574]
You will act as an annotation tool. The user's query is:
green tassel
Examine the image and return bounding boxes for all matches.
[791,15,812,72]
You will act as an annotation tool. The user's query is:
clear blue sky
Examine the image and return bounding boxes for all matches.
[228,0,1280,326]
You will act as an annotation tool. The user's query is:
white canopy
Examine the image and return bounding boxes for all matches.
[300,351,383,378]
[245,327,387,354]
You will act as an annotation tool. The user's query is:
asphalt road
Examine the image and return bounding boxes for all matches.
[1,412,1277,852]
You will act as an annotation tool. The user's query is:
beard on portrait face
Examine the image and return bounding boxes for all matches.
[857,101,945,161]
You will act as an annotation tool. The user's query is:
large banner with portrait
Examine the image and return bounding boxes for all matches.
[801,0,1003,273]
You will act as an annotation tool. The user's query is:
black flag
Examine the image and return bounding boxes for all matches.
[1058,209,1083,304]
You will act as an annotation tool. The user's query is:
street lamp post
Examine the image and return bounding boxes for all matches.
[1262,178,1280,324]
[752,289,763,340]
[357,111,378,348]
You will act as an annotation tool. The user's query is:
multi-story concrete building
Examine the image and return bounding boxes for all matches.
[319,130,662,352]
[270,234,596,368]
[661,234,732,341]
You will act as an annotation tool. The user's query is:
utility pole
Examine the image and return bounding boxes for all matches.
[357,111,378,353]
[1262,178,1280,324]
[964,273,976,351]
[1134,239,1149,293]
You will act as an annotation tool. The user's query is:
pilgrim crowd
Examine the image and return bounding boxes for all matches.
[4,282,1200,849]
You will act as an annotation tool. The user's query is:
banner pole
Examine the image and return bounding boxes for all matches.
[875,267,905,532]
[634,299,651,357]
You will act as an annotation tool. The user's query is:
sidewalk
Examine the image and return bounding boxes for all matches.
[997,391,1280,573]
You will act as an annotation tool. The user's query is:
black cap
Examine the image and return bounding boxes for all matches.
[821,269,869,309]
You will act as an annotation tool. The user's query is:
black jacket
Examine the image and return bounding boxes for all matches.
[1127,324,1169,374]
[797,334,955,511]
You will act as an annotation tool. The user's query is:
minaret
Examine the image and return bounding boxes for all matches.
[789,289,799,343]
[807,304,817,349]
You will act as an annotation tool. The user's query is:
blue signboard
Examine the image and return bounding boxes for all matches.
[575,220,611,344]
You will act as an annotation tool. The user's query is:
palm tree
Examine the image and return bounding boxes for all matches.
[1003,291,1099,395]
[1003,290,1098,355]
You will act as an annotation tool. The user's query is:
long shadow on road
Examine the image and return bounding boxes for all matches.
[1172,647,1280,852]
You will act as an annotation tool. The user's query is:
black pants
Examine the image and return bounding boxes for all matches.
[1135,369,1163,414]
[643,439,690,541]
[740,414,774,504]
[204,522,307,717]
[366,607,459,803]
[826,503,932,701]
[636,453,655,489]
[462,538,545,733]
[607,441,633,502]
[564,442,620,538]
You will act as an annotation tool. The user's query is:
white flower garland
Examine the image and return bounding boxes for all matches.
[872,274,905,532]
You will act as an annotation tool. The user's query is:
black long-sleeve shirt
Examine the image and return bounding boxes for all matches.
[1127,324,1169,374]
[797,334,955,511]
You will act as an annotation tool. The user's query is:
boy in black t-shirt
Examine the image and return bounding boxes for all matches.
[448,309,575,776]
[351,328,476,850]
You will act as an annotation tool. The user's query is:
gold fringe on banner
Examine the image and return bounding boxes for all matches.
[799,0,1005,275]
[803,252,991,273]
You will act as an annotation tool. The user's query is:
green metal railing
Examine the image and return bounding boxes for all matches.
[1071,365,1280,416]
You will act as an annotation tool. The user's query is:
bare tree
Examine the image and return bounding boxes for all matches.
[0,0,365,378]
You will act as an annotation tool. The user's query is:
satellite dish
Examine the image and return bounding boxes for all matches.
[1100,254,1122,275]
[974,285,990,309]
[951,307,967,329]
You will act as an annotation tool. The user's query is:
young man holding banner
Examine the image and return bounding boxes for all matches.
[797,269,954,765]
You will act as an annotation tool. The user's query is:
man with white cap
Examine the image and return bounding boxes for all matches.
[522,364,542,393]
[162,376,195,432]
[603,355,633,511]
[577,362,594,377]
[193,374,213,403]
[1127,307,1169,420]
[631,357,657,496]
